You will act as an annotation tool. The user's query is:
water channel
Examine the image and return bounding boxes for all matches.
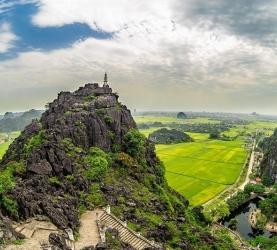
[221,198,275,240]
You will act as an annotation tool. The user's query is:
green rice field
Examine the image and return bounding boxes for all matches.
[133,115,275,206]
[0,141,12,160]
[0,131,21,159]
[156,138,247,205]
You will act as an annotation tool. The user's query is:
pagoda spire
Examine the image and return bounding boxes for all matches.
[103,72,109,87]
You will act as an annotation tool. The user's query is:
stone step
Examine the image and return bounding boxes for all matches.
[100,211,159,250]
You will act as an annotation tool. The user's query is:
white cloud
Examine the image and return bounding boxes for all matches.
[32,0,172,32]
[0,22,18,53]
[0,0,38,13]
[1,0,277,114]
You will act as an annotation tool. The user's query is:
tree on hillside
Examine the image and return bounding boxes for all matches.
[123,128,145,157]
[244,183,265,195]
[209,131,221,139]
[262,176,273,187]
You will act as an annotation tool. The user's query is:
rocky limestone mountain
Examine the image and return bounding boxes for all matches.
[259,128,277,181]
[0,109,43,133]
[177,112,187,119]
[148,128,194,144]
[1,84,136,230]
[0,210,24,245]
[0,82,236,249]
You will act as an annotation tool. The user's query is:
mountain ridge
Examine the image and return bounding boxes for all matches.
[0,82,236,249]
[0,109,43,133]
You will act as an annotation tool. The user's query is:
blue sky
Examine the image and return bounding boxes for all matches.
[1,0,277,115]
[0,2,110,60]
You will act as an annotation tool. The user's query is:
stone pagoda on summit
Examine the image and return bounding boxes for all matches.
[103,72,109,88]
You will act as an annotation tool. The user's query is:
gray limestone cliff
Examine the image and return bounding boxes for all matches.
[260,128,277,181]
[0,83,137,232]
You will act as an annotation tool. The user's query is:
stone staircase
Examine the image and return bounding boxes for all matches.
[100,209,161,250]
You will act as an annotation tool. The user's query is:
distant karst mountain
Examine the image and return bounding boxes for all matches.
[0,79,236,249]
[0,109,43,132]
[149,128,194,144]
[177,112,187,119]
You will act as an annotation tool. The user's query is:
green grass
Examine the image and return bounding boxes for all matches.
[156,139,247,206]
[0,141,12,159]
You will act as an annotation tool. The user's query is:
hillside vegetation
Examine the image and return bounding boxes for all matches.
[0,84,237,249]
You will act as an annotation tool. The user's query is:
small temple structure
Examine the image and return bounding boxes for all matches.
[103,72,109,88]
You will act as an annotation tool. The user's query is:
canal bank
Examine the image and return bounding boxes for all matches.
[221,198,273,240]
[249,209,277,233]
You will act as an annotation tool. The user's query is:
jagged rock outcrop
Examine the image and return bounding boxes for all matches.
[0,210,24,245]
[0,81,237,249]
[259,128,277,181]
[49,232,68,250]
[0,83,136,232]
[148,128,194,144]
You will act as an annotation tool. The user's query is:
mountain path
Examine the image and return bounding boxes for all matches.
[75,209,103,250]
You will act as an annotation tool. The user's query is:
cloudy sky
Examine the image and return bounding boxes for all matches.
[1,0,277,115]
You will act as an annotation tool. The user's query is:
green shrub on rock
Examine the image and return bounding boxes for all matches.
[83,147,109,181]
[122,128,145,157]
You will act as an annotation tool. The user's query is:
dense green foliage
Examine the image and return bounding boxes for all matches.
[204,201,230,221]
[83,147,109,181]
[226,191,249,212]
[261,175,273,186]
[259,191,277,220]
[209,131,221,139]
[244,183,265,195]
[0,161,25,215]
[227,183,266,212]
[249,235,277,249]
[123,128,145,157]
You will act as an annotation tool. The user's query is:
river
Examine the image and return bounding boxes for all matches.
[221,198,275,240]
